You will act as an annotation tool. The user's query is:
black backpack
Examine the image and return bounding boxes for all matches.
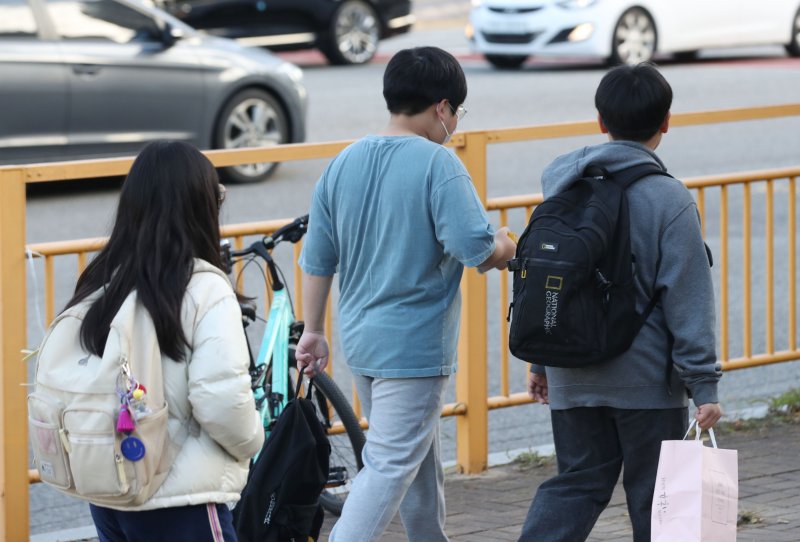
[233,379,330,542]
[507,163,669,368]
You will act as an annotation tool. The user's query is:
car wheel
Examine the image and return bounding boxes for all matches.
[609,8,657,66]
[786,7,800,57]
[485,54,528,69]
[214,89,289,184]
[322,0,380,65]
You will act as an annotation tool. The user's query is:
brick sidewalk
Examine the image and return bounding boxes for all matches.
[319,420,800,541]
[43,419,800,541]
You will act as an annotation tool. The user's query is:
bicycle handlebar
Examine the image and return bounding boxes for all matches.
[221,214,308,290]
[232,214,308,257]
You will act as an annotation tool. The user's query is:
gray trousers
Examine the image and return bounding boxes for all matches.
[329,374,450,542]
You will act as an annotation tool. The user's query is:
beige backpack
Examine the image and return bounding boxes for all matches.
[28,290,186,507]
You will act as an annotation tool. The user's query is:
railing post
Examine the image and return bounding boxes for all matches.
[453,132,489,474]
[0,167,29,541]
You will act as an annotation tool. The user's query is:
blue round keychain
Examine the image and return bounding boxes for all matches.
[120,436,146,462]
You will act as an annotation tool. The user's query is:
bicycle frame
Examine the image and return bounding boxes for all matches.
[225,215,365,515]
[254,285,293,426]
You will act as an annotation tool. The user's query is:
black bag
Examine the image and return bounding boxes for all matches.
[507,163,669,368]
[233,379,330,542]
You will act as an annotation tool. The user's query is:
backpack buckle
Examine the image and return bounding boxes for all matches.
[507,259,521,272]
[594,269,612,291]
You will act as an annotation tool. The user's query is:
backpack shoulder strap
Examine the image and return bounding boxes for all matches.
[609,163,674,190]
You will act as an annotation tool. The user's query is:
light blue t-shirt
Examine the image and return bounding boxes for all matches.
[299,135,495,378]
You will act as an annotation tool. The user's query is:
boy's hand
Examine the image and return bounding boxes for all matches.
[478,227,517,272]
[528,371,549,404]
[295,331,329,376]
[695,403,722,430]
[494,227,517,269]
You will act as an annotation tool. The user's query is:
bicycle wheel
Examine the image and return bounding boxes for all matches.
[288,365,365,516]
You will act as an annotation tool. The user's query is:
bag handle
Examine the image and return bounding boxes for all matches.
[294,375,315,400]
[683,418,718,448]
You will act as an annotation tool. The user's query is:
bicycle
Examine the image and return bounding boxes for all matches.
[221,215,365,516]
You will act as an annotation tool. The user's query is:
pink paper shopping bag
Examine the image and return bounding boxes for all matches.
[651,420,738,542]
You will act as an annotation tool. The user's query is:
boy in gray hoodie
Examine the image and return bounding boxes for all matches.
[518,64,723,542]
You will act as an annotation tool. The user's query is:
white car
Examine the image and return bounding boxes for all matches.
[467,0,800,68]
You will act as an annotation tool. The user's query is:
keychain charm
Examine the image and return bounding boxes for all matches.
[129,383,151,419]
[116,405,136,433]
[115,365,147,462]
[120,435,146,461]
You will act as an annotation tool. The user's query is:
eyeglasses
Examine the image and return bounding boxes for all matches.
[449,102,467,121]
[218,184,227,205]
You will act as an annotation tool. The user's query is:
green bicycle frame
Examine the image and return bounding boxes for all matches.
[254,285,293,431]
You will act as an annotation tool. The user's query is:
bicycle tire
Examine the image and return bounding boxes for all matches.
[308,371,365,516]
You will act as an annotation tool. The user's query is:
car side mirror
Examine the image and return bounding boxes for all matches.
[161,22,184,48]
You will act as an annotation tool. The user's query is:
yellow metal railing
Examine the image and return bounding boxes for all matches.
[26,167,800,420]
[3,103,800,541]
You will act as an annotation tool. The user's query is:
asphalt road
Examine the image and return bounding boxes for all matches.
[25,17,800,537]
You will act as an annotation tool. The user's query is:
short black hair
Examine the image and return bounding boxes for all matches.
[595,63,672,142]
[383,47,467,115]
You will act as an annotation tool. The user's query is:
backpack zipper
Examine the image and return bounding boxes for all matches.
[69,435,115,444]
[524,257,585,270]
[115,453,127,486]
[527,227,594,272]
[264,492,276,525]
[59,429,71,453]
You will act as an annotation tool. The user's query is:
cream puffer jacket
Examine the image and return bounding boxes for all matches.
[119,259,264,511]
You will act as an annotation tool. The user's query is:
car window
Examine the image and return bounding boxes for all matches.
[45,0,162,43]
[0,0,38,39]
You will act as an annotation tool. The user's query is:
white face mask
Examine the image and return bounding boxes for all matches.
[440,119,452,145]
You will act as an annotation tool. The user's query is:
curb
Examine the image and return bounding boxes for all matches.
[30,525,97,542]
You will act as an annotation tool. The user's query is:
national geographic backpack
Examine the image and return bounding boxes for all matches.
[507,163,669,368]
[234,379,330,542]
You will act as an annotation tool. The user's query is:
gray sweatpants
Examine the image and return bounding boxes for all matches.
[329,374,450,542]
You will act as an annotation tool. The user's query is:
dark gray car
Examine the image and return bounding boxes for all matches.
[0,0,307,183]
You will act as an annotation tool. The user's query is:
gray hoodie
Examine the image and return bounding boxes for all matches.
[533,141,721,410]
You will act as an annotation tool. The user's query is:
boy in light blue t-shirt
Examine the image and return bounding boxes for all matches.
[296,47,516,541]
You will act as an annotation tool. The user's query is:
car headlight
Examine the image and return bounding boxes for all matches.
[557,0,598,8]
[568,23,594,41]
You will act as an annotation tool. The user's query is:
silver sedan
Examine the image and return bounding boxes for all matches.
[0,0,308,183]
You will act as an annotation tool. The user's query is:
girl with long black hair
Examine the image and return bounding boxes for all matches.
[66,140,263,541]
